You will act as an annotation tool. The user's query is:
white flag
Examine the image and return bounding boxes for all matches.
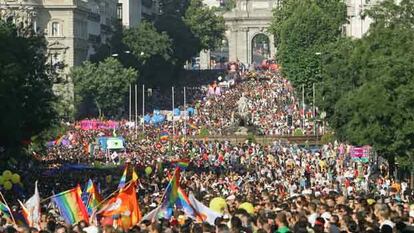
[25,181,41,229]
[141,206,161,222]
[188,193,222,226]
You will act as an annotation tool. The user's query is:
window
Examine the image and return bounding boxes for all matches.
[117,3,122,20]
[51,22,60,36]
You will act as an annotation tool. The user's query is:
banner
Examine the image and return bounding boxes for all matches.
[350,146,370,163]
[80,120,119,130]
[106,137,124,149]
[97,137,125,150]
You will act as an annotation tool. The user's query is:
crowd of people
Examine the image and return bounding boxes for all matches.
[1,70,413,233]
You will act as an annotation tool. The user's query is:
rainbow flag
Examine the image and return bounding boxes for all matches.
[189,123,198,129]
[157,168,180,219]
[54,135,64,145]
[160,131,169,141]
[118,167,128,189]
[85,179,103,215]
[0,201,11,219]
[51,185,89,224]
[171,159,190,170]
[176,188,204,221]
[18,200,30,225]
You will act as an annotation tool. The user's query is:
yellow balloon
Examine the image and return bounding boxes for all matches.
[0,176,4,185]
[11,174,20,184]
[2,170,12,180]
[239,202,255,215]
[145,167,153,175]
[209,197,227,214]
[3,181,12,190]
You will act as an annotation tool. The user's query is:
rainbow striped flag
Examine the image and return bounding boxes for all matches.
[54,135,64,145]
[51,185,89,224]
[0,201,11,219]
[171,159,190,170]
[160,131,169,141]
[157,168,180,219]
[85,179,103,215]
[176,188,204,221]
[18,200,30,225]
[118,167,128,189]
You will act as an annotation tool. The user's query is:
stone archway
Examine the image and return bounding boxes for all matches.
[223,0,277,66]
[198,0,277,69]
[251,33,270,64]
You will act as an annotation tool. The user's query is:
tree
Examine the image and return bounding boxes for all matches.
[0,21,57,155]
[184,0,226,51]
[269,0,347,100]
[123,21,172,64]
[320,0,414,172]
[72,58,138,118]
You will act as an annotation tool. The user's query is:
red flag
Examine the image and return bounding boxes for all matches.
[98,183,141,230]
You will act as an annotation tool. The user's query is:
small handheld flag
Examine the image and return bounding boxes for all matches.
[118,167,128,189]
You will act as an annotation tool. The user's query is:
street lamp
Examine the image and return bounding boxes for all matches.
[111,50,131,57]
[314,52,322,137]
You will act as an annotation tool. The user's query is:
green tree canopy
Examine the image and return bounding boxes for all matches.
[184,0,226,51]
[72,58,138,118]
[0,21,57,153]
[320,0,414,169]
[123,21,172,64]
[270,0,347,100]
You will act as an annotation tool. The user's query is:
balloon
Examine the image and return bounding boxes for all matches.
[106,175,112,184]
[11,174,20,184]
[209,197,227,213]
[145,167,153,175]
[239,202,255,215]
[0,176,4,185]
[3,181,12,190]
[2,170,12,180]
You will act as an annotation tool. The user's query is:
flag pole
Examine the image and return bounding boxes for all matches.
[129,84,132,122]
[135,84,138,137]
[142,84,145,133]
[40,187,78,203]
[183,87,187,139]
[0,191,16,224]
[172,86,175,139]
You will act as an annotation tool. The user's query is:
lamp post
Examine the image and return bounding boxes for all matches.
[111,51,132,122]
[315,52,322,137]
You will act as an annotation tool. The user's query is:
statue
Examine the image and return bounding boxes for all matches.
[237,94,248,116]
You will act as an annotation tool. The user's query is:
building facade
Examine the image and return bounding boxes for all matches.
[117,0,159,28]
[197,0,385,69]
[0,0,117,117]
[345,0,377,38]
[0,0,116,76]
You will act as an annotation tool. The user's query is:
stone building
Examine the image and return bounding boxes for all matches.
[0,0,117,117]
[199,0,385,69]
[0,0,117,76]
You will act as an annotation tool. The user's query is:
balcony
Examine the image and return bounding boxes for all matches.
[88,12,100,22]
[100,23,111,33]
[88,34,101,43]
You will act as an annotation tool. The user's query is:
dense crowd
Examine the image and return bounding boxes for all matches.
[1,70,413,233]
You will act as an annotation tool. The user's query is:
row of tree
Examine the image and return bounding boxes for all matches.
[72,0,226,118]
[272,0,414,172]
[0,21,57,158]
